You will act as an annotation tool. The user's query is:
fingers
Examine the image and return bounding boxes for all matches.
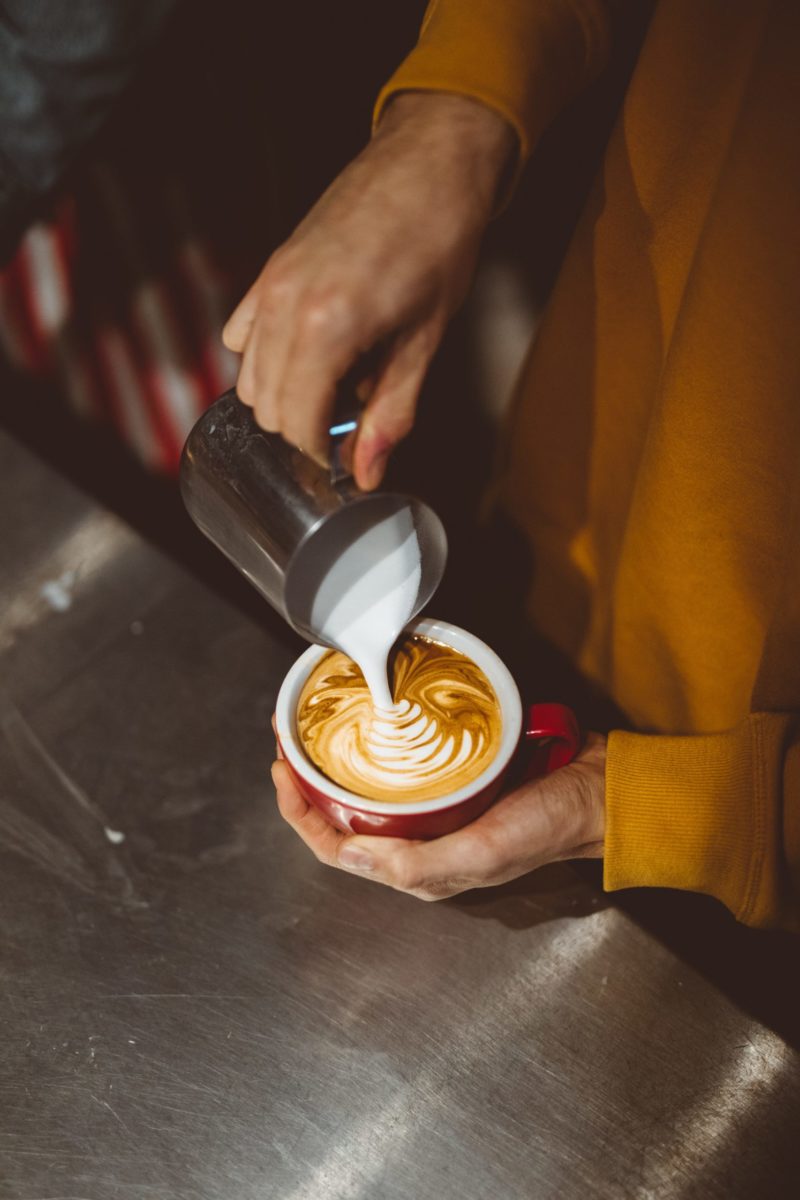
[230,261,379,465]
[228,254,297,433]
[336,823,495,900]
[270,759,474,895]
[352,324,440,490]
[275,295,358,463]
[273,742,606,900]
[221,93,502,476]
[272,760,346,865]
[234,290,433,480]
[222,284,258,354]
[270,752,539,899]
[334,779,561,897]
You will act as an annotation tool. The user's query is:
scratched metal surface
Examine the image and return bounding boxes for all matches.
[1,431,800,1200]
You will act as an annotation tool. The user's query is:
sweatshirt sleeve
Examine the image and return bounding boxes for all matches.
[373,0,613,163]
[604,713,800,931]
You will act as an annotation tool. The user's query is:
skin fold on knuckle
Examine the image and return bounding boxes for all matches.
[377,405,416,445]
[412,879,469,902]
[296,288,353,343]
[543,765,602,860]
[389,854,427,896]
[359,397,416,457]
[570,765,605,856]
[258,248,299,303]
[456,823,505,882]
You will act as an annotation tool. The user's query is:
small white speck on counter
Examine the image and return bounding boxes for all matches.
[130,620,144,636]
[104,826,125,844]
[40,569,78,612]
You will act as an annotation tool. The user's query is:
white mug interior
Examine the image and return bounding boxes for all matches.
[275,616,523,815]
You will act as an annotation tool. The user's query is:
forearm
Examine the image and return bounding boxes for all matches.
[373,91,517,226]
[374,0,614,165]
[225,87,517,489]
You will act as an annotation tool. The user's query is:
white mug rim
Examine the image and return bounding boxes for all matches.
[274,616,522,815]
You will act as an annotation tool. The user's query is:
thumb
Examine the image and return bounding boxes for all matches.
[335,823,494,898]
[353,324,439,490]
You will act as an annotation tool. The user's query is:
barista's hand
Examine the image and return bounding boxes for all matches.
[271,735,605,900]
[223,92,515,490]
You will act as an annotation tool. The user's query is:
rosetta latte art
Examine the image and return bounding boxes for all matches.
[296,634,502,802]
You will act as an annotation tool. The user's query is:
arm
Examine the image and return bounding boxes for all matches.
[374,0,612,165]
[224,0,614,490]
[225,91,515,488]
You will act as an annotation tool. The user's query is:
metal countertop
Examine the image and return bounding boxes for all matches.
[1,430,799,1200]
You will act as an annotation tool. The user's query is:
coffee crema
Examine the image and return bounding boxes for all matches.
[296,634,502,802]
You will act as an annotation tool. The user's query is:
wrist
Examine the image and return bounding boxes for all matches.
[374,90,517,219]
[569,733,607,859]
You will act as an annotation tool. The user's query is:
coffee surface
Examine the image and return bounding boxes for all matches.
[296,634,502,802]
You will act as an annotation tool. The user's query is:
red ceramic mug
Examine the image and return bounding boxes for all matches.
[275,616,581,839]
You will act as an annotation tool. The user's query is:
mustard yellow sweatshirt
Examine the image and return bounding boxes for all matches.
[375,0,800,929]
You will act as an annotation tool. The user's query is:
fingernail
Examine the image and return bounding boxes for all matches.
[338,844,375,872]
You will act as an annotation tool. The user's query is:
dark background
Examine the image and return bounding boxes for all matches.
[0,0,644,691]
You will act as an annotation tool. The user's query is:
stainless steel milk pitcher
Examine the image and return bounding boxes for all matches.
[180,390,447,647]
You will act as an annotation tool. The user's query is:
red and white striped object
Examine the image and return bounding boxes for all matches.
[0,179,238,474]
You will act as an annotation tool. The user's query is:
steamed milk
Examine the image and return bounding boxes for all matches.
[298,634,502,802]
[310,509,421,710]
[304,510,502,800]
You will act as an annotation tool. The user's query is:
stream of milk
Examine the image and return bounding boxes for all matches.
[310,509,421,710]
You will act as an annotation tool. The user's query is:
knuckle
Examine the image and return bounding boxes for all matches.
[383,409,415,441]
[259,250,296,302]
[296,289,351,339]
[258,278,292,318]
[393,857,425,894]
[362,411,411,453]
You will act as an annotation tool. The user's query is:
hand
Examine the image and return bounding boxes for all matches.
[223,92,516,490]
[271,734,606,901]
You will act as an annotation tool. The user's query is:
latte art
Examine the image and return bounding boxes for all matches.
[297,635,502,802]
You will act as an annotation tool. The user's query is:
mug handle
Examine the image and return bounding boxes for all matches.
[522,703,581,780]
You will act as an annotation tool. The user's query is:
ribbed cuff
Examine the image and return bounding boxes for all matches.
[373,0,611,164]
[606,710,786,926]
